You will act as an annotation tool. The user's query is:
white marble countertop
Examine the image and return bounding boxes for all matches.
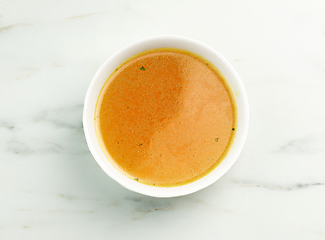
[1,0,325,239]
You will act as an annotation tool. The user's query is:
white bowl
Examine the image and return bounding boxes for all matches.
[83,35,249,198]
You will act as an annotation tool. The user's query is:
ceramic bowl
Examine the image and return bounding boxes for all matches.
[83,35,249,198]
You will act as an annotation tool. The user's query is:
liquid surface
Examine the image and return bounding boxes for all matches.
[95,49,237,186]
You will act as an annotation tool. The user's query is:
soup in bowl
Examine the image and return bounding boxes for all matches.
[83,36,249,197]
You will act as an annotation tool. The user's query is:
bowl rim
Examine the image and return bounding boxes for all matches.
[83,35,249,198]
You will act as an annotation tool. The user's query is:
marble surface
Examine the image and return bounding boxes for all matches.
[1,0,325,239]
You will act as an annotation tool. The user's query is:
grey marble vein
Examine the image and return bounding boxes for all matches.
[57,193,101,202]
[236,180,325,191]
[1,105,89,156]
[67,12,106,20]
[33,104,84,131]
[0,23,33,32]
[276,136,325,154]
[6,139,63,155]
[3,67,40,81]
[0,120,16,131]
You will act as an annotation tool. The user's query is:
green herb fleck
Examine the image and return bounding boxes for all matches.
[138,143,143,146]
[232,128,235,131]
[215,138,219,142]
[135,178,139,181]
[140,66,146,70]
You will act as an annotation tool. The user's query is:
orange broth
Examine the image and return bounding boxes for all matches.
[95,48,237,186]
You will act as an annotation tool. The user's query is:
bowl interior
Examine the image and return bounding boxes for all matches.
[83,36,249,198]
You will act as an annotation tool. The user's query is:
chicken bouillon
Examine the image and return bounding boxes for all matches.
[95,48,237,187]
